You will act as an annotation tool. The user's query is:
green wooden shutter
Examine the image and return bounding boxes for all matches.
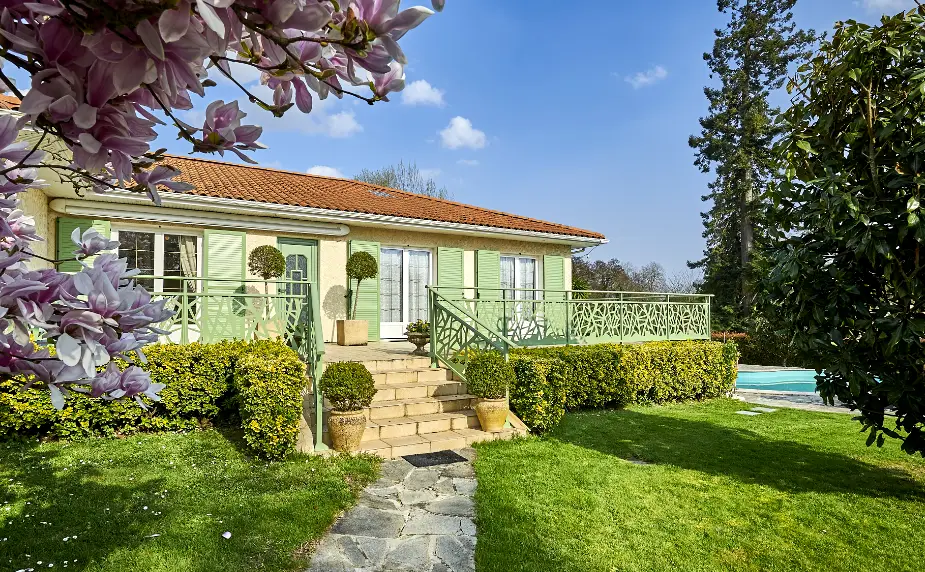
[476,250,501,299]
[437,247,465,299]
[543,255,566,300]
[349,240,380,341]
[56,217,111,272]
[203,230,246,341]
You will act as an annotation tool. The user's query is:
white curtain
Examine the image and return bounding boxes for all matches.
[408,250,430,322]
[178,235,197,292]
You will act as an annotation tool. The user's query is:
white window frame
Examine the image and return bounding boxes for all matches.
[111,225,203,292]
[380,246,433,339]
[500,255,539,300]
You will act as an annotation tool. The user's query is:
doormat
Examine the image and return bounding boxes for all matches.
[403,450,468,468]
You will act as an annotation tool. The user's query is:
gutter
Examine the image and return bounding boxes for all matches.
[51,188,608,247]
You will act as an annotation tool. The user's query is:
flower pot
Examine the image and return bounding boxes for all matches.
[337,319,368,346]
[406,332,430,356]
[328,409,367,452]
[474,398,508,433]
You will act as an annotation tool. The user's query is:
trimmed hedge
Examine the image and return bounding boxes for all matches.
[712,332,806,367]
[234,340,306,460]
[509,357,567,433]
[509,341,738,432]
[0,339,307,459]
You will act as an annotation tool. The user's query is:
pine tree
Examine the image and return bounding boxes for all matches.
[689,0,814,328]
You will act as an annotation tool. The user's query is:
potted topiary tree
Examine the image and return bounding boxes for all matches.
[339,251,378,346]
[465,351,515,432]
[319,362,377,451]
[405,319,430,356]
[247,245,287,337]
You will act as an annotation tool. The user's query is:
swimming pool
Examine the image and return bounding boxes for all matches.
[736,369,818,392]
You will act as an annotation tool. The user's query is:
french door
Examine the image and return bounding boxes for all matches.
[380,248,432,339]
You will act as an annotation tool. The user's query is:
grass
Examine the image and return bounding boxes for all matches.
[474,399,925,572]
[0,429,379,572]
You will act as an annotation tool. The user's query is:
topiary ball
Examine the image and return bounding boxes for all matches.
[319,362,376,411]
[465,351,515,400]
[248,245,287,280]
[346,251,378,281]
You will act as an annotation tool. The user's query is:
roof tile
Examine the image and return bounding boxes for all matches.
[161,155,605,240]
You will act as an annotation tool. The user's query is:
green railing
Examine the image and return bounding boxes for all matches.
[430,287,711,355]
[143,275,327,451]
[429,287,517,380]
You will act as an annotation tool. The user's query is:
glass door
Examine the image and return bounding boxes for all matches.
[380,248,431,338]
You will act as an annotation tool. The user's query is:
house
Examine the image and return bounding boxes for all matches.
[21,153,607,343]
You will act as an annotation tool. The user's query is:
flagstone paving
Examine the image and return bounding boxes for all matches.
[307,448,477,572]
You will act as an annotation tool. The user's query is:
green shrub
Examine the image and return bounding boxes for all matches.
[509,357,567,433]
[0,339,308,460]
[234,340,307,460]
[510,340,738,432]
[319,362,376,411]
[465,352,514,399]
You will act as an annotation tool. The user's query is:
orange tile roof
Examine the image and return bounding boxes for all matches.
[161,155,605,240]
[0,94,20,110]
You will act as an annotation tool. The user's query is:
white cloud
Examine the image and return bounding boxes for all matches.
[624,65,668,89]
[209,54,264,87]
[307,165,345,178]
[401,80,446,107]
[237,84,363,138]
[439,117,487,150]
[419,168,441,180]
[862,0,914,11]
[457,159,479,167]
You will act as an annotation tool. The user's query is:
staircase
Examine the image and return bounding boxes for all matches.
[318,356,526,459]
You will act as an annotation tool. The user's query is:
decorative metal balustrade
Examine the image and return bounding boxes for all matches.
[428,287,712,375]
[140,276,314,346]
[429,290,516,380]
[143,275,328,451]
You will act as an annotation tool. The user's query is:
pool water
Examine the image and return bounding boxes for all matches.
[736,370,818,392]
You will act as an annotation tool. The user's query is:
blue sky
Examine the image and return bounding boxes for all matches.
[14,0,918,274]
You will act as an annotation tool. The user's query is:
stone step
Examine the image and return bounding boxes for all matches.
[372,367,453,386]
[371,379,467,402]
[359,427,522,459]
[362,410,480,442]
[366,394,476,421]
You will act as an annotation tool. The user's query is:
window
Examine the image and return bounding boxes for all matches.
[118,231,155,289]
[113,229,200,292]
[500,256,537,301]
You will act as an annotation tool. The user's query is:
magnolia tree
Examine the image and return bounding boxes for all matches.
[0,0,442,408]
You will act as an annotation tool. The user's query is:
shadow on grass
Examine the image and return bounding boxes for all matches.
[551,408,925,500]
[0,440,168,569]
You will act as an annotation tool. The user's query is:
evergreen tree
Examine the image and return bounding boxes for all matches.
[689,0,814,327]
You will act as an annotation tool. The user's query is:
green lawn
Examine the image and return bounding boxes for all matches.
[474,399,925,572]
[0,430,379,572]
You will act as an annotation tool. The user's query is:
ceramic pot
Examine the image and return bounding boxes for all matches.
[474,398,508,432]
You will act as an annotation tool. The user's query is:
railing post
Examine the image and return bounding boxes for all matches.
[181,279,189,344]
[665,294,671,340]
[565,293,571,346]
[502,298,508,340]
[429,288,437,369]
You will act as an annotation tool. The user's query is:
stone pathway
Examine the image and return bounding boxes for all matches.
[307,448,477,572]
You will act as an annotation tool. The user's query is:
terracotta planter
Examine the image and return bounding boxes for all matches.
[474,398,508,432]
[336,319,368,346]
[328,409,366,452]
[406,332,430,356]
